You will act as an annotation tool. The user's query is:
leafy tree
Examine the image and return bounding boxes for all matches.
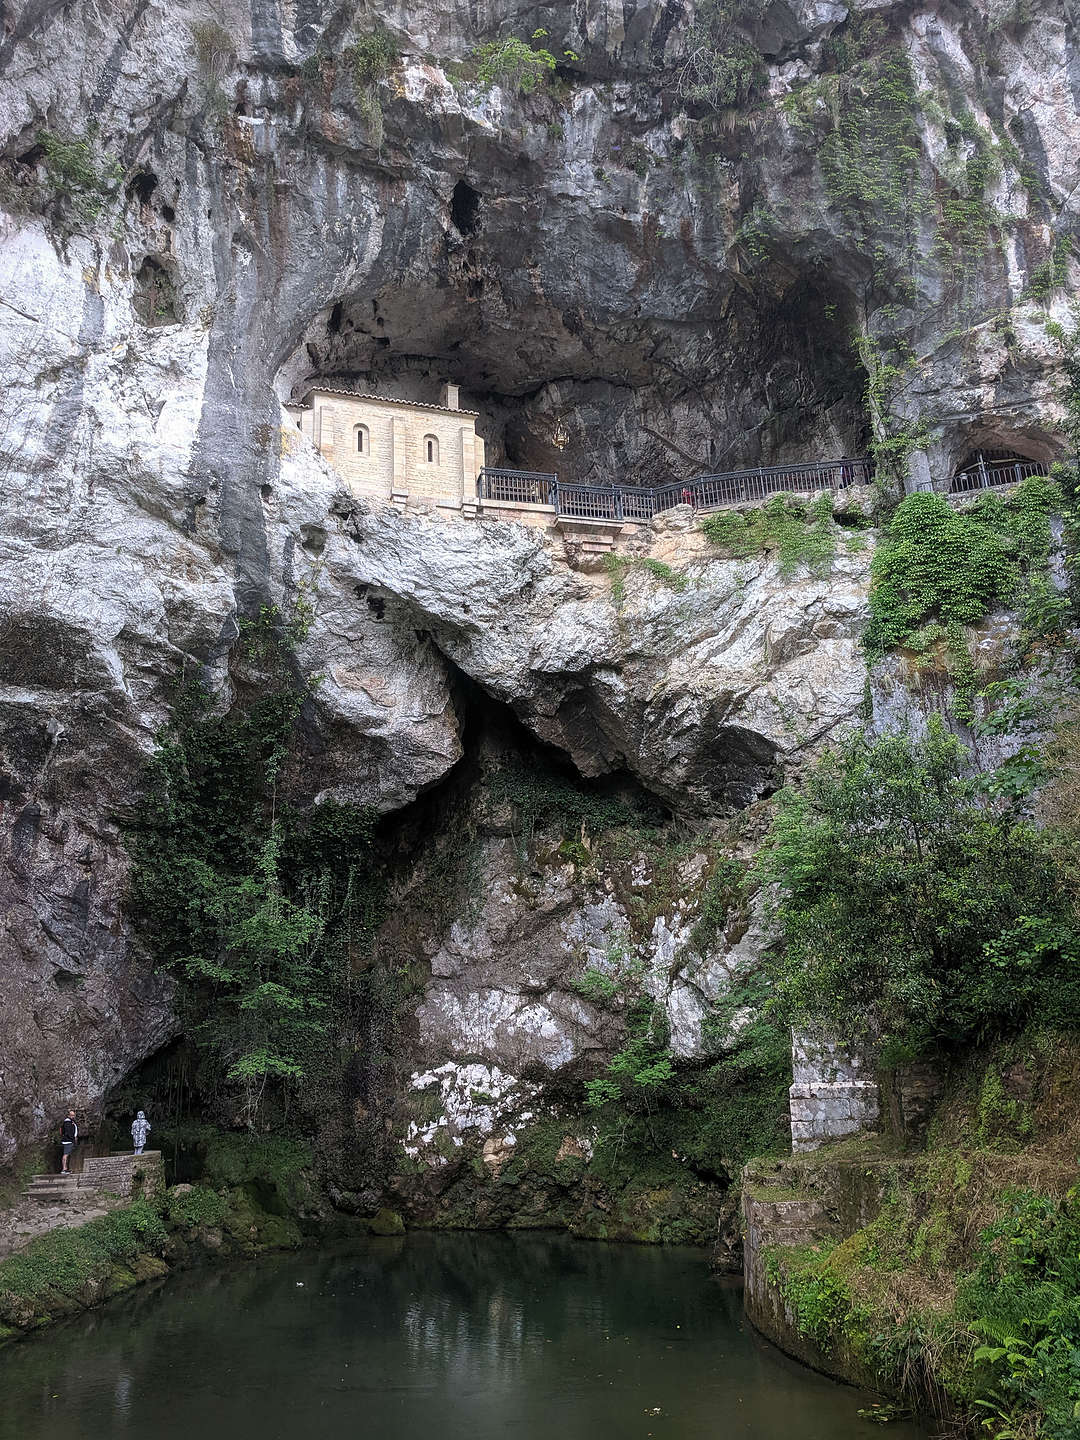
[757,718,1080,1052]
[181,827,329,1128]
[585,1001,675,1111]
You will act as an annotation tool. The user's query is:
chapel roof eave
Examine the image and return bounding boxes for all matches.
[297,385,479,417]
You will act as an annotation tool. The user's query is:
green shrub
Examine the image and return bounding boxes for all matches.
[37,130,122,226]
[604,554,689,602]
[585,1001,674,1111]
[486,764,654,846]
[677,0,768,111]
[961,1189,1080,1440]
[164,1184,227,1229]
[345,29,397,87]
[343,27,398,143]
[768,1246,854,1349]
[864,478,1062,658]
[571,967,621,1004]
[757,717,1080,1052]
[474,30,560,94]
[701,494,839,575]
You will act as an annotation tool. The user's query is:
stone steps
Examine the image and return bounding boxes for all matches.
[24,1173,98,1204]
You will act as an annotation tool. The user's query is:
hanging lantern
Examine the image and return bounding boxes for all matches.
[550,417,569,450]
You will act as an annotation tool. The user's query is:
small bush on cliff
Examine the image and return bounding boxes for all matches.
[758,717,1080,1053]
[343,27,398,145]
[585,1001,675,1111]
[34,129,123,229]
[702,494,839,575]
[677,0,768,112]
[474,31,563,94]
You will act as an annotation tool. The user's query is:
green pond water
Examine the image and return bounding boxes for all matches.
[0,1231,925,1440]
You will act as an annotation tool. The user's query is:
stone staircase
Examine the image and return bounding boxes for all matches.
[24,1171,97,1204]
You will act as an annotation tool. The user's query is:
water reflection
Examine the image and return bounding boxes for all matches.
[0,1231,925,1440]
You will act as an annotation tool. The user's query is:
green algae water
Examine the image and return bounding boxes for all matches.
[0,1232,924,1440]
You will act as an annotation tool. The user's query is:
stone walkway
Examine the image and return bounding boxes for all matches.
[0,1189,121,1259]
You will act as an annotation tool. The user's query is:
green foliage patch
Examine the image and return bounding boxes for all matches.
[961,1189,1080,1439]
[37,129,123,227]
[343,27,398,144]
[764,1040,1080,1440]
[486,763,657,851]
[766,1245,856,1349]
[701,493,840,575]
[603,553,690,603]
[0,1200,167,1317]
[127,606,385,1128]
[677,0,768,112]
[758,718,1080,1054]
[474,30,568,94]
[819,24,926,264]
[863,477,1063,658]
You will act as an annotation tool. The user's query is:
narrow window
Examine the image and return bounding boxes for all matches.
[355,424,369,454]
[424,433,439,464]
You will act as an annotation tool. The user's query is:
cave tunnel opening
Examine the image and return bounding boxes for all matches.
[450,179,483,236]
[374,657,672,873]
[950,445,1052,493]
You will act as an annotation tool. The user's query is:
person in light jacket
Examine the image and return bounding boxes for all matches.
[131,1111,150,1155]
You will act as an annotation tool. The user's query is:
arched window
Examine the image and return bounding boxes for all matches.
[424,434,440,465]
[355,424,369,455]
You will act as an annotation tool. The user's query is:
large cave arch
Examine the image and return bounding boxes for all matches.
[274,258,872,491]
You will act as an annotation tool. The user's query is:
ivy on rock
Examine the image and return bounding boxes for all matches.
[863,475,1064,658]
[127,605,384,1130]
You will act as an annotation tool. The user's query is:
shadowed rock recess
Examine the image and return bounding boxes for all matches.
[0,0,1075,1226]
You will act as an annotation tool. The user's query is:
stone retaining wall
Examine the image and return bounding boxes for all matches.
[82,1151,164,1199]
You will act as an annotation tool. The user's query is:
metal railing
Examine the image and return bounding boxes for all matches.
[950,458,1048,494]
[477,468,557,506]
[478,457,872,521]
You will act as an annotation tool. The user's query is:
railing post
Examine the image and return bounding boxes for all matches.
[615,486,624,521]
[551,478,559,512]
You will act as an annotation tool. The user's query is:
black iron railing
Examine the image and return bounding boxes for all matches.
[478,457,872,520]
[950,457,1048,494]
[476,468,558,506]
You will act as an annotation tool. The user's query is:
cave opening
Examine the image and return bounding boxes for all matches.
[128,170,158,207]
[950,445,1051,493]
[134,255,179,327]
[450,179,482,236]
[278,247,871,492]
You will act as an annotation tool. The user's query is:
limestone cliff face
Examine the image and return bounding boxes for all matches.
[0,0,1075,1159]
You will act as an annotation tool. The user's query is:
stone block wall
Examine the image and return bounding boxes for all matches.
[789,1034,880,1152]
[82,1151,164,1199]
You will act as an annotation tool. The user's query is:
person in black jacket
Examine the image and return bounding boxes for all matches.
[60,1110,78,1173]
